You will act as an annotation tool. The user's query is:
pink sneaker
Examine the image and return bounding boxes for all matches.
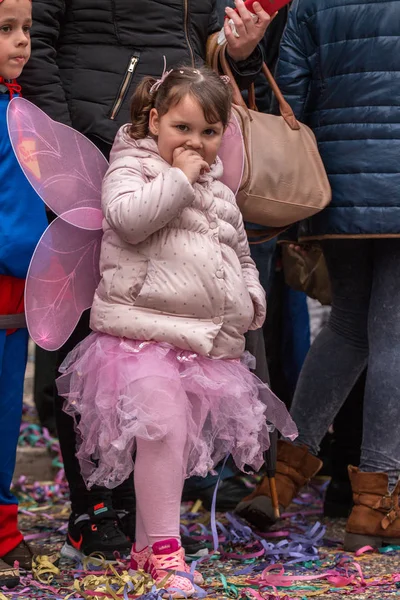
[149,539,196,598]
[128,544,151,574]
[129,541,204,585]
[184,561,204,586]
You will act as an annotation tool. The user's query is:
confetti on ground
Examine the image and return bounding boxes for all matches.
[4,401,400,599]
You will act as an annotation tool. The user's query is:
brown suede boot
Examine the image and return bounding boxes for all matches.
[234,441,323,531]
[2,540,35,571]
[344,466,400,552]
[0,557,19,588]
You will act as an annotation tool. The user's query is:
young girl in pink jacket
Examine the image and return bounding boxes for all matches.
[57,66,296,597]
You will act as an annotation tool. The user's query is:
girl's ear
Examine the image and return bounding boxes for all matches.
[149,108,160,136]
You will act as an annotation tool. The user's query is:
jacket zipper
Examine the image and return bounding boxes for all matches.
[110,55,139,120]
[183,0,195,67]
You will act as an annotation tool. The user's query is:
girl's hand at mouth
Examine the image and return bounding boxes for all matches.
[172,147,210,184]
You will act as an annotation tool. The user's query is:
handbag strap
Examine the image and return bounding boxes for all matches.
[218,46,254,109]
[206,32,220,71]
[218,43,300,131]
[206,35,258,111]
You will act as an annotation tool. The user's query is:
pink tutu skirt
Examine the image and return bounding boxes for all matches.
[57,333,297,489]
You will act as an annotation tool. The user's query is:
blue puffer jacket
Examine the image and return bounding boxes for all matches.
[275,0,400,239]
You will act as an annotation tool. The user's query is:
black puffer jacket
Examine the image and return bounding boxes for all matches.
[21,0,262,146]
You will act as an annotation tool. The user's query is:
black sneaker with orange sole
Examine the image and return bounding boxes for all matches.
[61,503,131,562]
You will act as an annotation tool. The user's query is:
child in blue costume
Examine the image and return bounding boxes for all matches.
[0,0,47,588]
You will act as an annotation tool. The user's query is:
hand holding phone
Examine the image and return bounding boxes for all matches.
[238,0,291,16]
[223,0,281,61]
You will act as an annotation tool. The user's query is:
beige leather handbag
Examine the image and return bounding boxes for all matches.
[207,41,332,230]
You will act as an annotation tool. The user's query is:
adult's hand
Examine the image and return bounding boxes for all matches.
[224,0,273,62]
[289,243,311,258]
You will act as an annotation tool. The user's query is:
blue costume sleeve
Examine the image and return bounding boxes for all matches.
[0,93,47,279]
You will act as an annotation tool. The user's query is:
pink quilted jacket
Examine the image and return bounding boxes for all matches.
[91,126,266,359]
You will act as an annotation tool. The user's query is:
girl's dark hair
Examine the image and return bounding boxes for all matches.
[129,65,232,139]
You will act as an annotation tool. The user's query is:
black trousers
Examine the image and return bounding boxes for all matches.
[34,345,57,434]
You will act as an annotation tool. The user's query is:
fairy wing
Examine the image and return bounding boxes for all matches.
[7,96,108,215]
[218,111,244,195]
[7,97,108,350]
[25,211,102,351]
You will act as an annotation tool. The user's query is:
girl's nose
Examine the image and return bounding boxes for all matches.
[186,136,203,149]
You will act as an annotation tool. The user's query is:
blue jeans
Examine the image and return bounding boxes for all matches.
[290,239,400,487]
[0,328,28,506]
[0,328,28,556]
[248,236,276,295]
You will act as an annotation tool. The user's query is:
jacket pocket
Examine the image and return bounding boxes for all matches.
[132,259,155,307]
[109,53,140,121]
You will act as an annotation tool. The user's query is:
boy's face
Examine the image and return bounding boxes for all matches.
[0,0,31,80]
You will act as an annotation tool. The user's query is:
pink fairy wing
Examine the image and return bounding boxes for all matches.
[7,97,108,215]
[6,97,108,349]
[25,209,103,351]
[218,111,244,195]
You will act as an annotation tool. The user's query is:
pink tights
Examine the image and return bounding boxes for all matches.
[134,407,188,550]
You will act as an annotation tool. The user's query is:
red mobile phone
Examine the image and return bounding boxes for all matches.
[240,0,291,16]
